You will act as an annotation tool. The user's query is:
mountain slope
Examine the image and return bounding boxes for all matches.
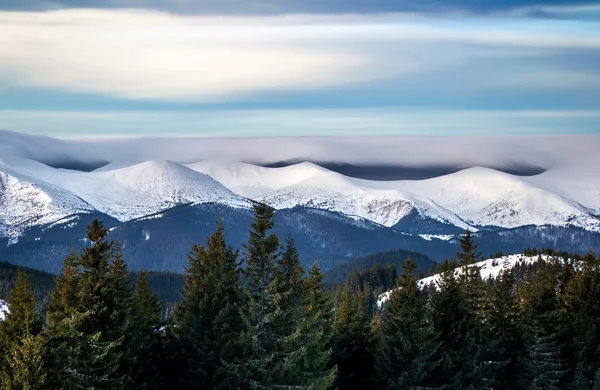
[377,254,554,306]
[0,167,95,242]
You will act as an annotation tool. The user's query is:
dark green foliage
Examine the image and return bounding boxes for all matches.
[0,261,54,305]
[269,235,306,386]
[457,229,482,266]
[428,260,483,389]
[45,218,129,389]
[517,259,569,390]
[376,258,441,389]
[170,220,245,389]
[235,203,282,388]
[296,262,337,389]
[332,284,375,390]
[563,250,600,389]
[0,270,46,390]
[125,271,163,389]
[484,269,522,388]
[324,249,436,286]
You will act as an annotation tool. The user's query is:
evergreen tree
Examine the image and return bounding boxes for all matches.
[563,250,600,389]
[45,218,129,389]
[485,269,522,389]
[296,262,337,389]
[269,235,306,386]
[171,220,245,389]
[0,270,46,390]
[376,258,441,389]
[517,262,568,390]
[429,260,483,389]
[332,283,375,390]
[237,203,282,388]
[125,271,163,390]
[456,229,482,266]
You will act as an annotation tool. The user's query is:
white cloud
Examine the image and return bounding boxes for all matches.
[0,9,599,101]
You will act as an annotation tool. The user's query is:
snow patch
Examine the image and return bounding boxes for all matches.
[0,300,9,321]
[378,254,553,307]
[418,234,454,241]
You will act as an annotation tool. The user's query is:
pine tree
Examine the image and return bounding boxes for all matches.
[484,269,522,389]
[171,220,246,389]
[125,271,163,390]
[332,283,375,390]
[45,218,129,389]
[0,270,46,390]
[517,262,568,390]
[429,260,483,389]
[563,250,600,390]
[269,235,307,386]
[456,229,482,266]
[376,258,441,390]
[237,203,282,388]
[296,262,337,389]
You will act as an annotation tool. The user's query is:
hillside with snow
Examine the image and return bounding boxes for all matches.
[1,135,600,240]
[189,161,600,232]
[378,254,553,307]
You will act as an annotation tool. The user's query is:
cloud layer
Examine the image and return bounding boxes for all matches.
[0,9,599,103]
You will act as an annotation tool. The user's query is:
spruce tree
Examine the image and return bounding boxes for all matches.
[269,235,306,386]
[429,260,483,389]
[296,262,337,389]
[332,283,375,390]
[564,250,600,390]
[125,271,163,390]
[0,270,46,390]
[171,220,245,389]
[485,269,522,389]
[376,258,441,390]
[517,262,568,390]
[237,203,281,388]
[45,218,129,389]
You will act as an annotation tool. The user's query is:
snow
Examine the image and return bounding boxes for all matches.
[377,254,553,307]
[189,161,600,232]
[0,158,253,238]
[2,152,600,239]
[418,234,454,241]
[0,300,8,321]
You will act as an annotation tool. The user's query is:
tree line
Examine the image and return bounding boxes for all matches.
[2,205,600,389]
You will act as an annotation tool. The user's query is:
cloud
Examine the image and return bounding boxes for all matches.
[2,128,599,173]
[2,0,600,17]
[2,108,599,139]
[0,9,599,103]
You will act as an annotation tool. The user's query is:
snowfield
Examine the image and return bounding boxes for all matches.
[2,146,600,240]
[377,254,553,307]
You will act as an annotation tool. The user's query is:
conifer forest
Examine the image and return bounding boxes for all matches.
[2,203,600,390]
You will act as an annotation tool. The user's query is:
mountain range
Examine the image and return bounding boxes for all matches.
[1,130,600,272]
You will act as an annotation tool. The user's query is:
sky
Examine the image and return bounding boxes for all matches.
[0,0,599,138]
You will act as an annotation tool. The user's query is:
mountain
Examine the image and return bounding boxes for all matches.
[3,149,600,238]
[188,161,600,233]
[2,133,600,274]
[0,203,457,273]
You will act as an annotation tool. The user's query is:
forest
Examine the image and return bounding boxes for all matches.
[1,203,600,390]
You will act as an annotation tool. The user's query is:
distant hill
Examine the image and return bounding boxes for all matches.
[324,249,437,286]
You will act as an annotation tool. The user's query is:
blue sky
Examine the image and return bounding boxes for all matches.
[0,0,599,138]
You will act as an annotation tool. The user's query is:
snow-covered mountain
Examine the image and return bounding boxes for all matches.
[0,157,252,228]
[1,152,600,242]
[188,161,600,232]
[377,253,553,307]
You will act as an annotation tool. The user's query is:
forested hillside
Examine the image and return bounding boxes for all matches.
[1,204,600,389]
